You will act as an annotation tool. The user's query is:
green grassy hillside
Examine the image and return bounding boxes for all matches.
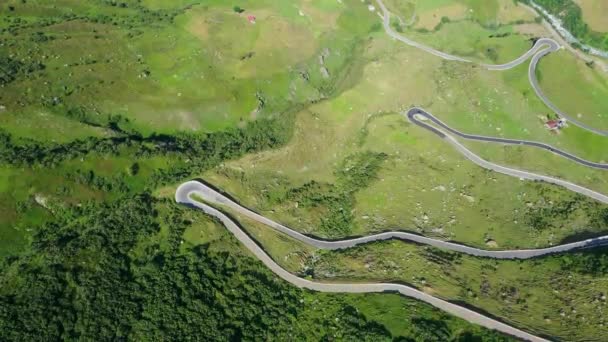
[1,0,608,341]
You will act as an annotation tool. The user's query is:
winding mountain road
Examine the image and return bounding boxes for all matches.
[376,0,608,136]
[527,45,608,136]
[408,108,608,170]
[408,108,608,205]
[175,107,608,338]
[177,180,608,259]
[175,3,608,341]
[176,181,550,342]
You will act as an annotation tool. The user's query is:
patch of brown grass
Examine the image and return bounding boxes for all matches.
[574,0,608,32]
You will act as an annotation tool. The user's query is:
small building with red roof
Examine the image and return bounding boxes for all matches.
[545,118,566,130]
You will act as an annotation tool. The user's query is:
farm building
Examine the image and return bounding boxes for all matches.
[546,118,566,130]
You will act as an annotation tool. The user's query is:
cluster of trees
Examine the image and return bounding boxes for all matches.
[520,0,608,51]
[0,195,299,340]
[0,111,293,172]
[149,113,295,187]
[0,192,513,341]
[559,247,608,276]
[3,0,184,30]
[0,129,137,167]
[0,56,45,85]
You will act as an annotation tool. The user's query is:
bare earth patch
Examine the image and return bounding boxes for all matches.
[574,0,608,32]
[187,15,209,40]
[174,110,201,131]
[514,23,550,37]
[414,4,468,30]
[497,0,536,23]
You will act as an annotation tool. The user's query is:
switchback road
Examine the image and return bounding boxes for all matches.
[375,0,608,136]
[176,181,552,342]
[175,105,608,341]
[175,3,608,340]
[177,180,608,259]
[407,108,608,204]
[408,108,608,170]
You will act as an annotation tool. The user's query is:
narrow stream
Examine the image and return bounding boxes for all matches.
[530,0,608,59]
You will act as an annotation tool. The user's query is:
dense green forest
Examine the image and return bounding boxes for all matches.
[520,0,608,51]
[0,193,513,341]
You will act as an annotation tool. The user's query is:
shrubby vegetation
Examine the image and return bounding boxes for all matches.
[1,0,184,35]
[0,113,294,186]
[559,247,608,276]
[283,151,387,237]
[0,56,45,85]
[336,151,388,191]
[524,193,608,231]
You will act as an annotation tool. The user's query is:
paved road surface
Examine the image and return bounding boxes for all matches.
[407,108,608,204]
[175,103,608,341]
[527,45,608,136]
[177,180,608,259]
[375,0,608,136]
[176,181,551,342]
[174,3,608,340]
[408,108,608,170]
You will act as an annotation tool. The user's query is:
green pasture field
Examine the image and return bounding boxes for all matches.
[0,0,377,140]
[407,21,532,64]
[428,58,608,163]
[312,241,608,341]
[197,32,608,249]
[0,0,380,255]
[461,140,608,195]
[201,111,608,249]
[383,0,541,64]
[537,50,608,132]
[385,0,510,24]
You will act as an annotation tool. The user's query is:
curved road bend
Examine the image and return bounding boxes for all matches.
[177,181,608,259]
[408,108,608,169]
[482,38,559,71]
[405,110,608,205]
[175,3,608,339]
[528,47,608,136]
[375,0,608,136]
[375,0,553,70]
[176,181,550,342]
[375,0,472,63]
